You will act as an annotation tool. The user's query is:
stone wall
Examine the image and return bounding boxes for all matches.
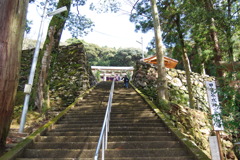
[132,61,237,159]
[132,61,215,112]
[18,42,95,109]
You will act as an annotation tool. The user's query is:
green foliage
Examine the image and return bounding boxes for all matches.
[110,48,143,66]
[15,92,26,106]
[217,83,240,158]
[90,0,121,13]
[83,41,144,66]
[94,70,101,82]
[218,85,240,133]
[84,43,115,66]
[131,0,240,137]
[28,0,94,39]
[65,13,94,38]
[157,99,170,112]
[25,20,32,34]
[65,38,82,45]
[130,0,240,74]
[137,86,159,106]
[169,88,189,106]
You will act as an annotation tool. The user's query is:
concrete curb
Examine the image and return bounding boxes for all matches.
[0,85,97,160]
[130,82,211,160]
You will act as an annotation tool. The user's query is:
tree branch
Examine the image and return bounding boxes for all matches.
[219,61,240,71]
[130,0,140,15]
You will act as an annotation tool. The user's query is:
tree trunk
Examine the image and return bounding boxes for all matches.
[44,0,71,49]
[35,0,71,110]
[36,27,56,111]
[203,0,224,79]
[175,14,195,109]
[197,46,206,75]
[225,0,235,80]
[150,0,167,101]
[226,0,234,63]
[0,0,29,149]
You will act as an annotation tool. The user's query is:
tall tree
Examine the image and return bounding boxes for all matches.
[175,13,195,109]
[35,0,94,111]
[35,0,72,111]
[200,0,224,79]
[0,0,29,148]
[150,0,167,101]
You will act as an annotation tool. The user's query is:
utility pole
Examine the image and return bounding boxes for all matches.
[136,37,144,59]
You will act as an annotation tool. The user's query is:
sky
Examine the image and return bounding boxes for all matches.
[25,0,154,51]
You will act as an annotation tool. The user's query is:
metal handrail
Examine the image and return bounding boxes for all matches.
[94,80,115,160]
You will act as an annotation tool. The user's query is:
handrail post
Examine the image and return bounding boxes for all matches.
[105,122,108,149]
[102,135,105,159]
[94,80,115,160]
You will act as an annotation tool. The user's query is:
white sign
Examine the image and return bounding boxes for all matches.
[205,81,224,131]
[209,136,221,160]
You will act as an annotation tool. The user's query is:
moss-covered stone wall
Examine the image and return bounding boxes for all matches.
[132,61,237,159]
[132,61,215,112]
[17,42,96,109]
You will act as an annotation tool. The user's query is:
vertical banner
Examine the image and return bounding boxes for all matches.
[205,81,224,131]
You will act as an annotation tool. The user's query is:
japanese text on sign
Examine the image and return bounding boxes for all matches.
[205,81,224,131]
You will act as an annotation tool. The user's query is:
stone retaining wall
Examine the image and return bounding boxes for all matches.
[132,61,215,111]
[18,42,95,108]
[132,61,236,159]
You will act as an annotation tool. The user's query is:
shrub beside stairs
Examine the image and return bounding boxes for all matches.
[1,82,210,160]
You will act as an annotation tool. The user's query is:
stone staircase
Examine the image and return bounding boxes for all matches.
[15,82,195,160]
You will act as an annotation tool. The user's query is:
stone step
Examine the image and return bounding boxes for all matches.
[104,149,191,158]
[49,127,102,132]
[69,108,107,112]
[111,101,148,104]
[16,157,195,160]
[67,110,154,114]
[75,105,148,109]
[63,113,156,118]
[54,123,103,127]
[73,106,106,109]
[22,148,190,158]
[60,114,157,119]
[75,102,108,105]
[22,149,95,158]
[57,119,163,124]
[30,141,182,149]
[112,100,145,103]
[111,108,153,112]
[60,116,160,121]
[54,123,164,128]
[45,131,172,136]
[109,131,173,136]
[104,157,194,160]
[14,82,195,160]
[50,126,166,132]
[80,99,108,103]
[69,108,152,112]
[36,136,100,142]
[122,105,150,110]
[37,135,174,142]
[45,131,101,136]
[62,115,105,119]
[63,113,158,118]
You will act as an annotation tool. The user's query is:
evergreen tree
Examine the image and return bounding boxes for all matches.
[0,0,29,149]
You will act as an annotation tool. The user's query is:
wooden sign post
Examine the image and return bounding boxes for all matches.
[205,81,224,160]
